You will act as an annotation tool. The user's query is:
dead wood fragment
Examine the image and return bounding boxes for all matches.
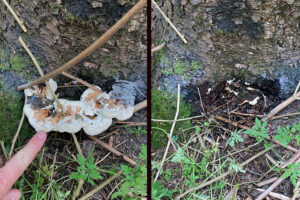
[263,91,300,121]
[88,136,136,166]
[257,177,279,187]
[151,43,165,53]
[255,189,290,200]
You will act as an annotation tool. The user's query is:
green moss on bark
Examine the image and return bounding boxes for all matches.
[0,90,34,145]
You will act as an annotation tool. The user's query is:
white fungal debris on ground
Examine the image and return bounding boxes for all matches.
[23,79,135,136]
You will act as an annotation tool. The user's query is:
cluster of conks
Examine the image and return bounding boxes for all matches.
[23,79,135,136]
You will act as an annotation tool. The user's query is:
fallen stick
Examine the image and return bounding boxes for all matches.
[281,150,300,168]
[71,133,84,200]
[79,171,123,200]
[256,157,300,200]
[19,36,62,108]
[256,177,285,200]
[9,96,27,158]
[174,145,273,199]
[265,153,279,167]
[151,0,187,43]
[151,43,165,53]
[1,0,27,32]
[255,189,290,200]
[152,114,204,122]
[154,84,181,182]
[88,136,136,166]
[0,141,8,161]
[270,112,300,120]
[17,0,147,91]
[134,100,147,112]
[263,91,300,121]
[256,177,279,187]
[61,71,102,93]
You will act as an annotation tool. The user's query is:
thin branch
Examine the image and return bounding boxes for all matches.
[154,84,181,182]
[18,0,147,90]
[0,141,8,161]
[79,171,123,200]
[151,43,165,53]
[133,100,147,112]
[1,0,27,32]
[197,87,206,115]
[151,0,187,43]
[255,189,290,200]
[9,96,27,158]
[256,177,285,200]
[71,133,83,157]
[256,177,279,187]
[61,71,102,93]
[257,157,300,200]
[270,112,300,120]
[89,136,136,166]
[152,114,204,122]
[294,81,300,100]
[230,111,264,118]
[71,133,84,200]
[263,91,300,121]
[19,36,62,108]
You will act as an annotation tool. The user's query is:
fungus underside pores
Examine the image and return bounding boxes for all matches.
[23,79,135,136]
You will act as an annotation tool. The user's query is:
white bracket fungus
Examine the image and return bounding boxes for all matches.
[23,79,135,136]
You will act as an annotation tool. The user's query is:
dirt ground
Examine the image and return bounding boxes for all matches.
[152,79,300,199]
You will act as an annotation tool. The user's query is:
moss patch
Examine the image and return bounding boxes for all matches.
[151,89,192,148]
[0,90,34,145]
[0,45,33,78]
[161,58,203,81]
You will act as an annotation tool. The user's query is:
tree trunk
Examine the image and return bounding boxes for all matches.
[152,0,299,99]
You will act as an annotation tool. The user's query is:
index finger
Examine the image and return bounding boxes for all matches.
[0,131,47,198]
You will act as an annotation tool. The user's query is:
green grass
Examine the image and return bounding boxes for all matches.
[151,89,192,148]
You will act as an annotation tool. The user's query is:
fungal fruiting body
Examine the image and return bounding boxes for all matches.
[23,79,135,136]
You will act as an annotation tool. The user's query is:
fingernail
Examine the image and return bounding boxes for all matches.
[37,131,47,140]
[14,190,21,200]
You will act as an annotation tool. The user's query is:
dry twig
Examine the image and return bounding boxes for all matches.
[0,141,8,161]
[9,96,27,158]
[257,177,279,187]
[134,100,147,112]
[19,37,62,108]
[151,43,165,53]
[61,71,102,93]
[1,0,27,32]
[263,91,300,121]
[255,189,290,200]
[151,0,187,43]
[89,136,136,166]
[79,171,123,200]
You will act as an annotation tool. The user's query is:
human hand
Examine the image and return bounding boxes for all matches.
[0,131,47,200]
